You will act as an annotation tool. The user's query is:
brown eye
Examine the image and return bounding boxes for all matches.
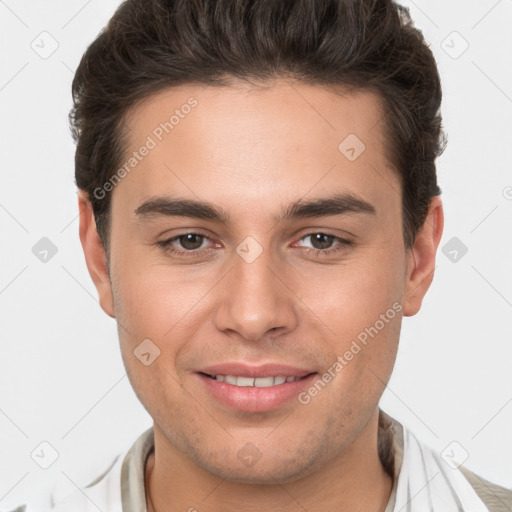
[176,233,205,250]
[308,233,336,250]
[156,232,214,257]
[294,232,354,256]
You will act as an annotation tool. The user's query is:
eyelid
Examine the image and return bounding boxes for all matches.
[157,231,221,250]
[292,225,357,240]
[292,232,354,251]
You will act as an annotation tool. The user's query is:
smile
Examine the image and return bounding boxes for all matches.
[197,368,318,412]
[203,374,303,387]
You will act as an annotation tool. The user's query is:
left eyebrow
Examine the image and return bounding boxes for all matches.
[276,193,376,222]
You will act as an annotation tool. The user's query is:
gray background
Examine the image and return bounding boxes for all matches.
[1,0,511,508]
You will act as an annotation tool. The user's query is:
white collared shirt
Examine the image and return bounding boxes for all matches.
[5,409,511,512]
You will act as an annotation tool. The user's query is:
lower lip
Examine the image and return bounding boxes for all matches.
[197,373,318,412]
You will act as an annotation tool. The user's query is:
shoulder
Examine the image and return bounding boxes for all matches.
[379,409,512,512]
[460,465,512,512]
[1,453,124,512]
[1,427,154,512]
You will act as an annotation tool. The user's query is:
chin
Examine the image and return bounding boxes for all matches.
[190,447,325,485]
[209,463,312,485]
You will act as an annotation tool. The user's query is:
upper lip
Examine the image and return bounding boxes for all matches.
[197,363,316,378]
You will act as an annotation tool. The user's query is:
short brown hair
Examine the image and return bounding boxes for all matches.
[70,0,445,255]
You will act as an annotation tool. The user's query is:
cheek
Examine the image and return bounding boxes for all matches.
[109,265,196,419]
[110,250,209,339]
[299,246,404,397]
[303,243,406,338]
[109,255,219,405]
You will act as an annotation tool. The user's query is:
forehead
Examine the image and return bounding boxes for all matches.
[113,80,399,219]
[124,80,386,151]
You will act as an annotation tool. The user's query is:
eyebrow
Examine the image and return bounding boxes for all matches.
[134,193,376,224]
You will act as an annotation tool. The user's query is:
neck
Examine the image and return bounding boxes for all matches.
[145,410,393,512]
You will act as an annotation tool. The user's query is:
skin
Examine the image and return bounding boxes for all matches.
[79,80,443,512]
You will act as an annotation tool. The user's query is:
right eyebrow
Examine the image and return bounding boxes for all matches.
[134,197,231,223]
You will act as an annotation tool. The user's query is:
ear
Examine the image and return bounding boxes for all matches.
[403,195,444,317]
[78,191,116,318]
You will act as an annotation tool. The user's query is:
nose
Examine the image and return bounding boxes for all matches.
[212,244,299,343]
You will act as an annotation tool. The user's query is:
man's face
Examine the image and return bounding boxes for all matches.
[93,81,415,482]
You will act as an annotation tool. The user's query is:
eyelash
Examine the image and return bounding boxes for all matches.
[156,232,354,258]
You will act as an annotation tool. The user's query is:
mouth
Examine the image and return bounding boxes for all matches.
[196,365,318,412]
[200,373,313,387]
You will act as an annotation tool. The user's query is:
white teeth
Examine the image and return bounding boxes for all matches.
[236,376,254,387]
[212,375,298,387]
[224,375,237,385]
[254,377,275,388]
